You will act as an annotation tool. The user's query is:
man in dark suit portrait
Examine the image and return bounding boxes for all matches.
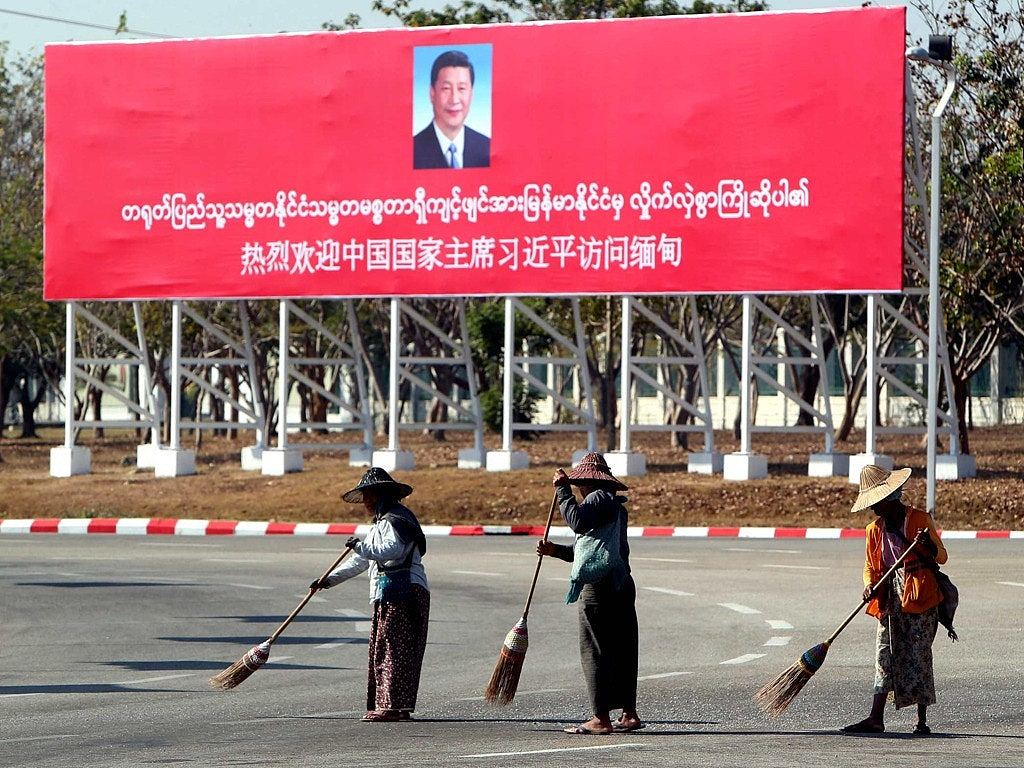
[413,50,490,169]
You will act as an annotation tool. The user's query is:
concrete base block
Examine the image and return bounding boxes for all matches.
[457,447,487,469]
[723,452,768,481]
[848,452,893,484]
[240,445,263,471]
[808,452,851,478]
[49,446,92,477]
[136,443,159,470]
[937,453,977,480]
[261,448,303,476]
[348,446,373,468]
[688,451,724,475]
[603,451,647,477]
[486,450,530,472]
[155,448,196,478]
[371,449,415,472]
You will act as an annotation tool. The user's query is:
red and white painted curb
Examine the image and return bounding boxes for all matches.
[0,518,1020,540]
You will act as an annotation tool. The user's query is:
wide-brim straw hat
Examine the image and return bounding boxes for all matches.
[341,467,413,504]
[850,464,912,513]
[567,452,629,491]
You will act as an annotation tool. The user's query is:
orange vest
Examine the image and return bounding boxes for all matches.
[863,505,947,619]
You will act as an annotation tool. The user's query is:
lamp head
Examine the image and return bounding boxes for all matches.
[928,34,953,62]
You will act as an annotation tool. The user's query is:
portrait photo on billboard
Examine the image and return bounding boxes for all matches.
[412,44,492,170]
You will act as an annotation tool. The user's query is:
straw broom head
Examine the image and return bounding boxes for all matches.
[754,641,830,716]
[209,641,271,690]
[483,618,529,705]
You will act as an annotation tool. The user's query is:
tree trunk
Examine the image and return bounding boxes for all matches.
[953,375,971,455]
[89,386,104,439]
[0,355,10,439]
[17,374,44,438]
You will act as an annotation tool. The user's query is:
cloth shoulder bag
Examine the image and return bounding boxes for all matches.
[892,524,959,642]
[565,508,626,604]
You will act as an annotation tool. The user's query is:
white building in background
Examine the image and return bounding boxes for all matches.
[7,340,1023,434]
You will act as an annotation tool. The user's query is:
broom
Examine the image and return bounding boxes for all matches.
[209,544,355,690]
[483,491,559,705]
[755,536,923,716]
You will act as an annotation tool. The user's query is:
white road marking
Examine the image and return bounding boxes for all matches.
[452,570,505,577]
[997,581,1024,588]
[207,558,263,564]
[637,671,691,680]
[643,586,694,597]
[763,636,792,647]
[464,744,643,758]
[337,608,372,632]
[718,602,762,615]
[459,687,567,701]
[0,735,82,744]
[632,557,692,563]
[114,673,193,685]
[0,693,45,698]
[726,548,800,554]
[267,655,294,663]
[720,653,766,665]
[766,620,794,630]
[225,582,274,591]
[316,638,364,650]
[764,564,828,571]
[547,577,570,582]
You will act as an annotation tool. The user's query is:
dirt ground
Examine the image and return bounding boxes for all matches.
[0,426,1021,530]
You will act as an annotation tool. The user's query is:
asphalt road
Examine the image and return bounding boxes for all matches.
[2,534,1022,767]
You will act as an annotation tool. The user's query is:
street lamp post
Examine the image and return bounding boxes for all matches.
[906,35,956,515]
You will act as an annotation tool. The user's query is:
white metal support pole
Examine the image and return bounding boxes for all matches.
[927,65,957,514]
[170,301,182,451]
[278,300,289,451]
[50,301,92,476]
[723,295,766,479]
[154,300,195,476]
[866,295,877,455]
[63,302,76,450]
[739,295,752,454]
[619,296,632,453]
[370,298,413,471]
[501,297,514,451]
[388,298,401,452]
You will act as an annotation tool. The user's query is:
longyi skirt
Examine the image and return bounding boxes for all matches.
[366,585,430,712]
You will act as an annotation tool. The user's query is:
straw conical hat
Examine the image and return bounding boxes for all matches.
[567,452,629,491]
[850,465,912,513]
[341,467,413,504]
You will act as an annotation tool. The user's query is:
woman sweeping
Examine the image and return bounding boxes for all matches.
[536,453,644,735]
[842,464,948,735]
[311,467,430,722]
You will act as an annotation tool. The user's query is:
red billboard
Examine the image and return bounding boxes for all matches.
[43,8,906,300]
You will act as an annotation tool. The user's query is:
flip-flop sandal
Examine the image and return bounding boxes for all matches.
[563,725,613,735]
[362,710,402,722]
[914,723,931,735]
[613,721,647,732]
[841,719,885,734]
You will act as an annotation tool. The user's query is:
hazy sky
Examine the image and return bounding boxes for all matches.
[0,0,933,56]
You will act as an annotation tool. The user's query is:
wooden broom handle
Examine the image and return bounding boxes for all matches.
[522,491,560,619]
[825,536,921,645]
[267,545,355,644]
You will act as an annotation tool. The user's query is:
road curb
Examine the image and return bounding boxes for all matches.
[0,518,1020,539]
